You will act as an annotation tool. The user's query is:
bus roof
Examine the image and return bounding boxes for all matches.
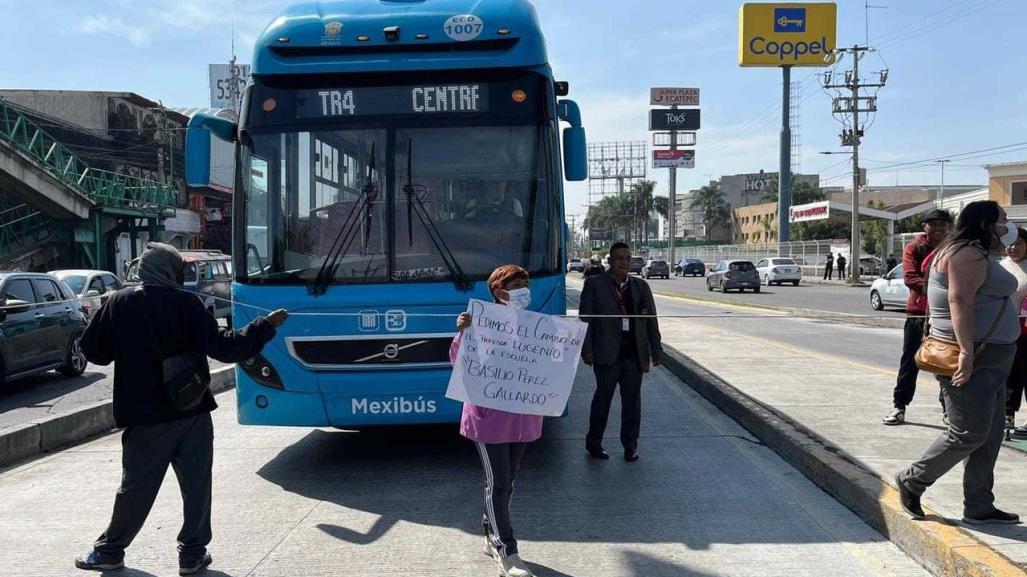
[253,0,548,76]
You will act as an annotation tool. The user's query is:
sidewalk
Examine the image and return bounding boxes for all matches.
[654,314,1027,573]
[0,366,930,576]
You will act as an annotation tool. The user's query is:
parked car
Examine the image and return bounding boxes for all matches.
[754,257,802,286]
[126,250,233,324]
[642,259,670,279]
[0,272,88,384]
[51,269,123,319]
[706,260,761,293]
[567,258,586,273]
[859,256,883,277]
[869,264,909,311]
[629,256,645,275]
[676,258,706,277]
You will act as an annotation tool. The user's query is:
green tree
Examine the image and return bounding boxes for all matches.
[759,215,775,243]
[629,180,657,245]
[761,179,827,205]
[689,181,731,241]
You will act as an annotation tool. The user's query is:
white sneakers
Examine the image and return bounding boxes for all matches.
[484,538,497,559]
[496,553,535,577]
[882,408,905,426]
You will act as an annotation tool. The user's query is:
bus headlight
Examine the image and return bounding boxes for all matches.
[240,353,284,390]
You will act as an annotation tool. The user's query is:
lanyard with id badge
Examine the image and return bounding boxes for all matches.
[614,282,631,332]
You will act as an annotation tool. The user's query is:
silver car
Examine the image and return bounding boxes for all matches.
[869,264,908,310]
[754,257,802,286]
[707,260,761,293]
[51,269,123,319]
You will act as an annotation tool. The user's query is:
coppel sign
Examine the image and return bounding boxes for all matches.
[739,3,837,67]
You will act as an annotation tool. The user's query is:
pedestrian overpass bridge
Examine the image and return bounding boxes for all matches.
[0,97,177,270]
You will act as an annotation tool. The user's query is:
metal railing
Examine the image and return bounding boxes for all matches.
[0,203,53,259]
[0,97,177,213]
[653,234,925,278]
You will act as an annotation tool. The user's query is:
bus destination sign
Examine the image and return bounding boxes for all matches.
[297,84,490,118]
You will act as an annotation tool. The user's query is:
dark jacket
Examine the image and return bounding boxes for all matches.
[903,233,934,315]
[579,272,663,371]
[81,285,276,427]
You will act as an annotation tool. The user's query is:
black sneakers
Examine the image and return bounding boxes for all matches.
[963,509,1021,525]
[895,474,925,520]
[74,551,124,571]
[624,449,639,462]
[586,445,610,460]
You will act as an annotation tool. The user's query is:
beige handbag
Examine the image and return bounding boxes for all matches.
[915,299,1007,377]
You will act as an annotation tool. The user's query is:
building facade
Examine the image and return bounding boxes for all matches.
[987,161,1027,223]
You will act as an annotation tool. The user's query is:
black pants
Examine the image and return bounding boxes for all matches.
[893,317,945,411]
[475,441,528,558]
[823,265,833,280]
[93,412,213,564]
[587,357,643,452]
[837,265,846,279]
[1006,333,1027,416]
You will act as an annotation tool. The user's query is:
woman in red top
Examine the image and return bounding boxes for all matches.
[451,265,541,577]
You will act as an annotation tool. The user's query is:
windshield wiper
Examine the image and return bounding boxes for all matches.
[403,139,472,291]
[309,142,380,296]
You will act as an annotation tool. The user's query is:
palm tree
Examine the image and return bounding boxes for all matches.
[629,180,657,245]
[759,215,775,243]
[689,182,731,241]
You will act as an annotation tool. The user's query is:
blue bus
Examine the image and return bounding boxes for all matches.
[185,0,587,427]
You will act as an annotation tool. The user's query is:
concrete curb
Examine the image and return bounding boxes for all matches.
[660,345,1026,577]
[0,365,235,468]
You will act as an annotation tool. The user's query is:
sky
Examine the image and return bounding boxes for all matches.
[4,0,1026,225]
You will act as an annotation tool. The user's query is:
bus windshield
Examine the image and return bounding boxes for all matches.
[240,74,560,286]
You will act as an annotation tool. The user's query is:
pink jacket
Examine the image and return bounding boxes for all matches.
[450,332,543,444]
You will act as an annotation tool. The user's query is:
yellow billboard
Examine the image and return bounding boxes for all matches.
[739,3,837,67]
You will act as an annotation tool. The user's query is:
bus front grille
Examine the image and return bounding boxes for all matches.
[286,334,455,370]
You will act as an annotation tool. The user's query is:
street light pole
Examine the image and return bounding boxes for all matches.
[936,159,950,205]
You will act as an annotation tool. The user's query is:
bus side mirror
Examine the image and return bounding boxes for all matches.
[186,112,237,187]
[557,99,587,182]
[563,127,587,181]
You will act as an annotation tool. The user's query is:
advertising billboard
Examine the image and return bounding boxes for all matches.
[209,63,251,109]
[789,201,830,223]
[738,3,837,67]
[653,150,695,169]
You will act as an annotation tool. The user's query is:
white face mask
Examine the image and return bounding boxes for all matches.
[999,222,1019,247]
[504,287,532,309]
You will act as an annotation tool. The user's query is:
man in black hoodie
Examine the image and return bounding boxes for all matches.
[74,243,287,575]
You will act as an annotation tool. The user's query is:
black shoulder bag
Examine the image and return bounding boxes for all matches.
[137,287,211,411]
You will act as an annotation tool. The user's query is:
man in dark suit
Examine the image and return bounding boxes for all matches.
[579,242,663,462]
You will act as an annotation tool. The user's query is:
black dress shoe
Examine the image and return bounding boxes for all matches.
[624,450,639,462]
[963,509,1021,525]
[586,446,610,460]
[895,474,924,520]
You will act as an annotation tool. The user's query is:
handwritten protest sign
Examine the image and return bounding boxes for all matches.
[446,299,587,417]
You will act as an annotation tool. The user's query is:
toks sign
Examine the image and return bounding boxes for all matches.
[649,108,701,131]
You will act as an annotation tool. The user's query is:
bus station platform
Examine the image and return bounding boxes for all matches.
[0,365,927,577]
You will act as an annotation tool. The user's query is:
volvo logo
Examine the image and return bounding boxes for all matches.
[383,344,400,360]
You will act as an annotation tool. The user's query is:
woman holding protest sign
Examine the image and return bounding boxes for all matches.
[452,264,540,577]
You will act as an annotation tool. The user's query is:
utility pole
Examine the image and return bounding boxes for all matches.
[936,159,950,205]
[823,46,887,284]
[779,66,792,245]
[669,104,678,267]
